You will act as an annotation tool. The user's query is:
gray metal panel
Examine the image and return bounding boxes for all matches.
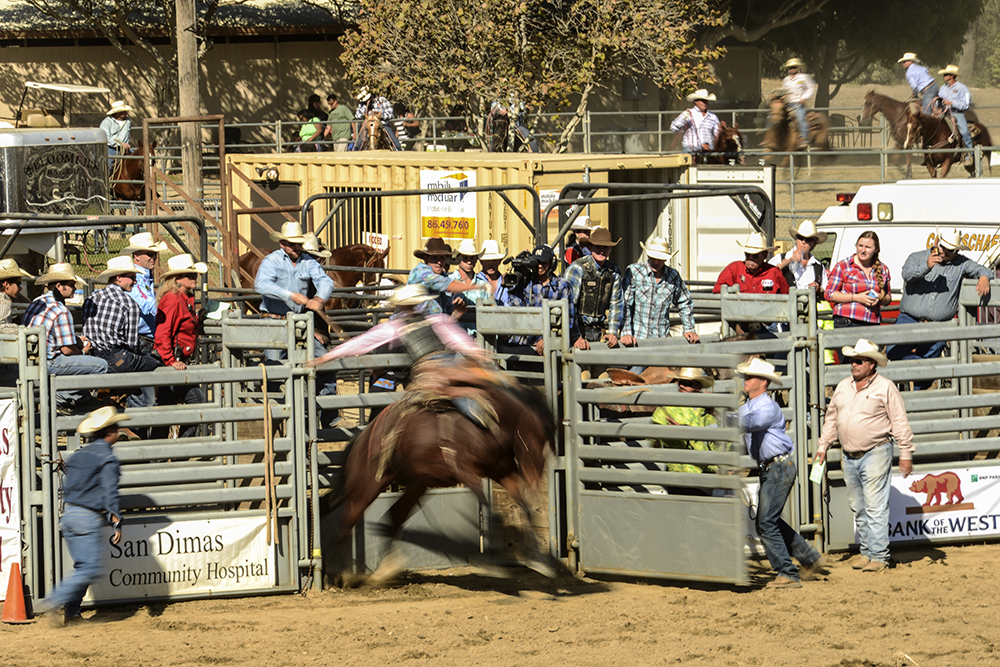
[579,492,747,584]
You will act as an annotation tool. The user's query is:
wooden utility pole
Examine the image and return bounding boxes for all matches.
[177,0,203,205]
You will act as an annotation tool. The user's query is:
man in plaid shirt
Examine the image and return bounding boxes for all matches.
[564,227,624,350]
[24,263,108,413]
[504,245,578,355]
[620,237,699,347]
[83,256,161,409]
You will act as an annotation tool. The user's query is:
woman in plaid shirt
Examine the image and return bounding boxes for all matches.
[824,231,891,327]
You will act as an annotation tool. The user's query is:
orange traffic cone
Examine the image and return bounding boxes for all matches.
[2,562,32,624]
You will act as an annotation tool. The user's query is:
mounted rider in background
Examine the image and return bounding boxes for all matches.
[898,52,939,114]
[99,100,132,172]
[779,58,817,149]
[486,94,537,152]
[936,64,974,165]
[353,86,401,150]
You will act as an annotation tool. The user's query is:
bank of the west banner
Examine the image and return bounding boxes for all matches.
[885,466,1000,543]
[83,516,275,601]
[0,399,19,601]
[420,170,477,240]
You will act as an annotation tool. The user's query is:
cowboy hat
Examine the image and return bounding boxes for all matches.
[269,221,308,244]
[737,232,778,253]
[640,236,677,261]
[937,228,969,251]
[570,216,593,232]
[588,226,620,247]
[356,86,372,102]
[479,239,506,261]
[671,367,715,389]
[455,239,483,258]
[106,100,133,116]
[161,253,209,280]
[897,52,920,63]
[413,237,453,260]
[735,357,783,386]
[302,232,331,259]
[841,338,887,367]
[606,368,646,385]
[389,284,434,308]
[97,255,139,283]
[36,262,85,286]
[77,405,131,435]
[938,64,960,76]
[783,58,805,70]
[789,219,828,243]
[686,89,717,103]
[0,258,33,281]
[120,232,167,255]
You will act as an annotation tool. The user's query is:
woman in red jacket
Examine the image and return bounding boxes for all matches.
[155,254,207,438]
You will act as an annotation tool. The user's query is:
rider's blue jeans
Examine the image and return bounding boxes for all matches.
[920,85,940,114]
[952,110,973,149]
[788,102,810,144]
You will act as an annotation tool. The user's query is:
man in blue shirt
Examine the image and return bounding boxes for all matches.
[937,64,973,162]
[406,237,491,320]
[120,232,166,342]
[898,53,939,114]
[620,236,699,346]
[737,357,823,589]
[504,245,578,355]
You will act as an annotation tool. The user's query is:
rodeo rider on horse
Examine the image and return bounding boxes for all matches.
[353,86,401,150]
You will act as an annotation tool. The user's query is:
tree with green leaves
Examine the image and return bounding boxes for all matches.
[339,0,723,152]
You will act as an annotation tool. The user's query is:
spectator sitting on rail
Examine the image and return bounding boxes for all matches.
[99,100,132,171]
[669,89,721,160]
[503,244,578,356]
[564,216,593,265]
[565,226,623,350]
[24,263,108,415]
[325,94,355,152]
[477,239,507,305]
[449,239,493,335]
[83,256,161,412]
[888,229,991,383]
[296,108,325,153]
[898,52,939,115]
[621,236,699,354]
[651,367,718,478]
[155,254,209,438]
[407,237,493,322]
[0,259,33,385]
[712,232,789,296]
[824,231,890,329]
[120,231,167,346]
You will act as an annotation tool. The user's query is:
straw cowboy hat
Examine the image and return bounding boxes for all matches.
[302,233,331,259]
[737,232,778,253]
[36,262,85,286]
[570,216,593,232]
[161,254,209,280]
[97,255,139,283]
[783,58,805,69]
[106,100,133,116]
[77,405,131,435]
[736,357,783,386]
[640,236,678,261]
[686,89,717,103]
[670,367,715,389]
[356,86,372,103]
[841,338,888,367]
[413,237,453,260]
[937,228,969,251]
[0,258,33,281]
[120,232,167,255]
[455,239,483,258]
[790,219,828,243]
[588,226,620,247]
[897,52,920,64]
[480,239,506,261]
[269,221,308,244]
[389,284,434,308]
[939,64,960,76]
[606,368,645,385]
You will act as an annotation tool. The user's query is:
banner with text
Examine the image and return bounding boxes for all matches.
[0,398,19,600]
[420,170,477,240]
[886,466,1000,543]
[83,515,275,601]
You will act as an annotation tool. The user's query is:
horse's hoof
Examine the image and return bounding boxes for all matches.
[369,550,406,586]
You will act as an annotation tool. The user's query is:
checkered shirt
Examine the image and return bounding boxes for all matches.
[82,284,141,352]
[825,254,892,324]
[24,291,76,359]
[505,277,578,346]
[621,263,695,339]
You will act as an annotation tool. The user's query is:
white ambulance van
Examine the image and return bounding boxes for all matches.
[815,179,1000,294]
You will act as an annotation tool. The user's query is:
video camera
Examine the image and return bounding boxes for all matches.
[502,250,538,291]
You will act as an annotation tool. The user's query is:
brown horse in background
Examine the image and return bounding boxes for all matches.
[861,90,916,177]
[905,110,993,178]
[111,142,153,201]
[761,94,830,153]
[702,122,745,165]
[357,113,397,151]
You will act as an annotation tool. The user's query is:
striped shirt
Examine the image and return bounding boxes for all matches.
[24,291,76,359]
[669,107,721,153]
[825,254,892,324]
[83,284,142,352]
[564,255,624,336]
[621,262,695,340]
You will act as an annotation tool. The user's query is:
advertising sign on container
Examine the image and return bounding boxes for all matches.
[0,399,18,600]
[420,170,476,240]
[83,515,276,601]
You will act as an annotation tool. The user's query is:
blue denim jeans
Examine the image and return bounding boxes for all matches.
[48,354,109,407]
[788,102,810,144]
[756,457,821,580]
[96,347,160,408]
[952,110,972,149]
[921,85,940,114]
[49,505,106,618]
[887,312,947,389]
[842,441,893,564]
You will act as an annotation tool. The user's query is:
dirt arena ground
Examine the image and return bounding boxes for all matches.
[2,542,999,667]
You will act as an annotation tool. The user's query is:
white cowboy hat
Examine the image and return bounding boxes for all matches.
[640,236,678,261]
[736,357,783,386]
[120,231,167,255]
[670,367,715,389]
[161,254,209,280]
[479,239,506,261]
[784,58,804,69]
[455,239,483,258]
[897,52,920,63]
[789,219,828,243]
[77,405,131,435]
[356,86,372,103]
[97,255,139,282]
[106,100,133,116]
[389,284,434,308]
[36,262,85,286]
[570,216,593,232]
[841,338,888,367]
[686,89,717,103]
[938,64,960,76]
[269,221,308,244]
[737,232,778,253]
[937,228,969,251]
[302,232,331,259]
[0,258,33,281]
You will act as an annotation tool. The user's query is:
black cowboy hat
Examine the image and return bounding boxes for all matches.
[413,237,453,260]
